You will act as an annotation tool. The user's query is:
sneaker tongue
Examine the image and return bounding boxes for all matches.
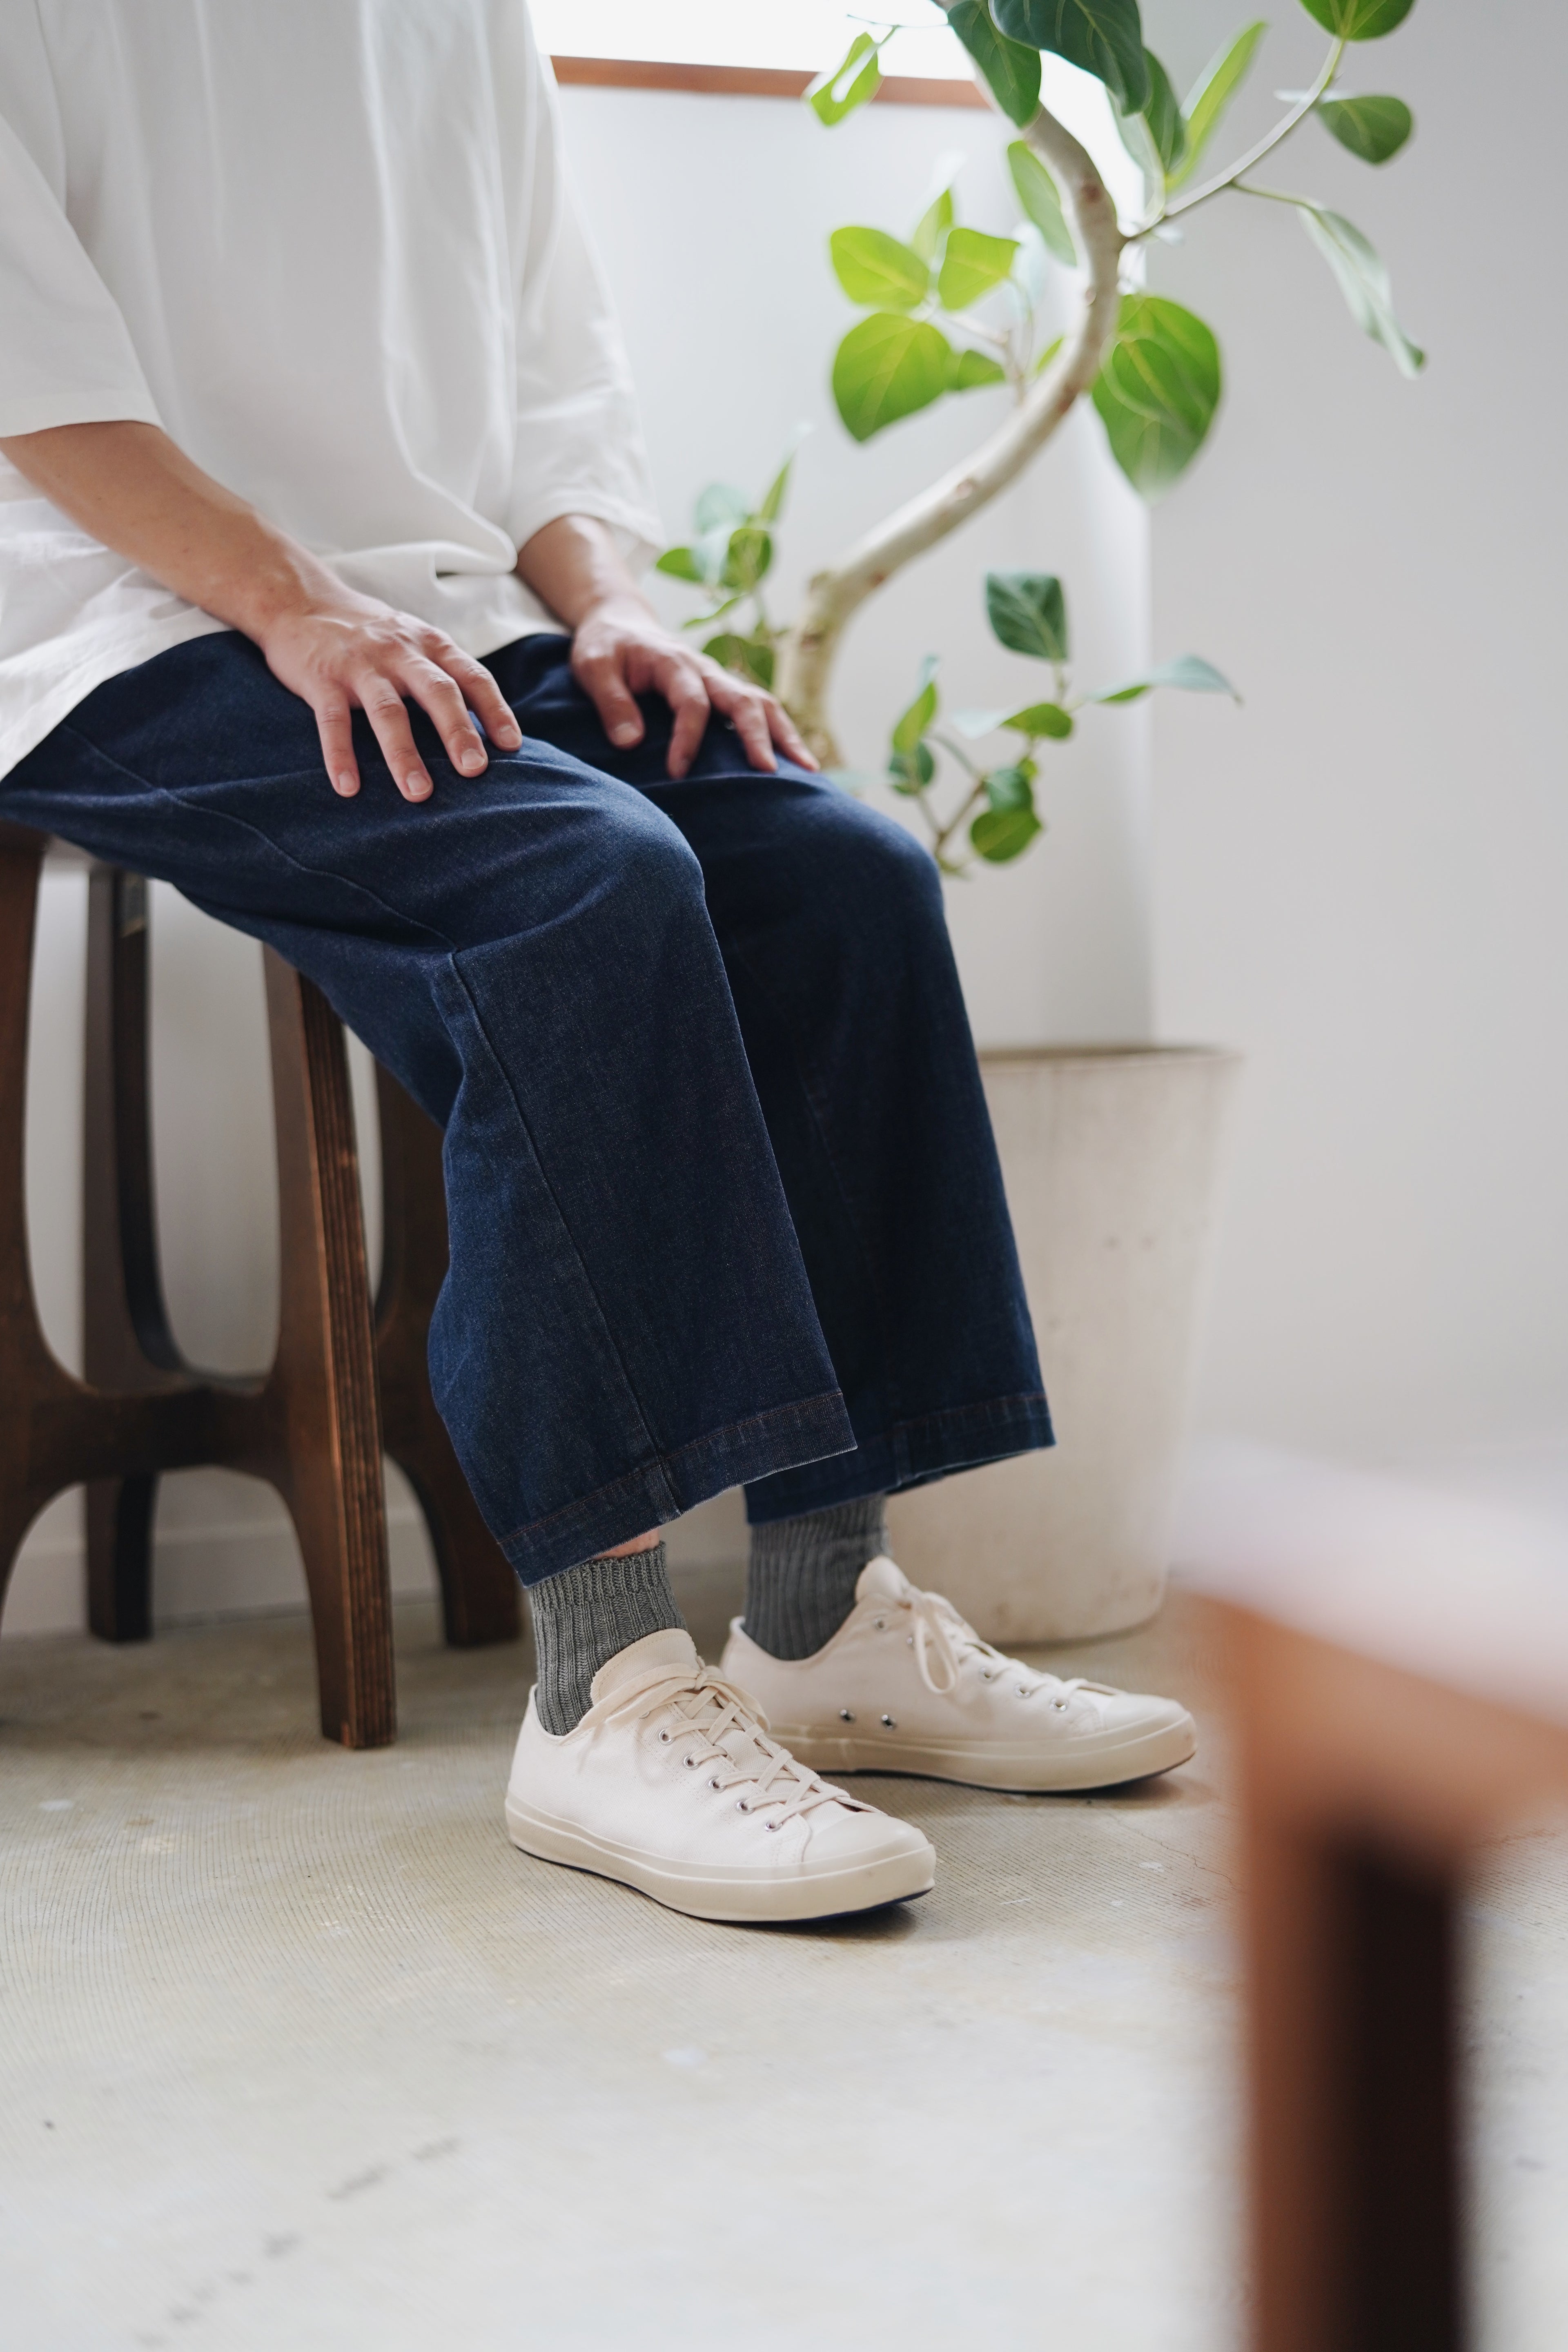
[855,1553,911,1604]
[588,1626,699,1705]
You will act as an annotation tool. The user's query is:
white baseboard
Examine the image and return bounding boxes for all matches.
[0,1477,748,1640]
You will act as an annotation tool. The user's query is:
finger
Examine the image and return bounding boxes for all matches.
[400,654,489,777]
[574,649,645,751]
[315,692,359,797]
[665,673,713,780]
[705,676,775,775]
[359,679,432,801]
[766,698,819,772]
[429,641,522,752]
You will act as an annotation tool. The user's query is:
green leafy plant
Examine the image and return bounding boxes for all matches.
[657,0,1425,862]
[840,575,1236,875]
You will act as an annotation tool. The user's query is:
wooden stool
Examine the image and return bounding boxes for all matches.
[1200,1463,1568,2352]
[0,821,517,1749]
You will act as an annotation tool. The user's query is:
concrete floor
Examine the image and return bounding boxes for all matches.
[0,1568,1562,2349]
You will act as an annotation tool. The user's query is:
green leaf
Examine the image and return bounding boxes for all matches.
[985,765,1036,813]
[938,227,1021,312]
[889,741,937,794]
[1170,21,1266,189]
[911,185,956,265]
[971,804,1044,862]
[992,0,1151,115]
[1295,0,1415,40]
[950,347,1008,392]
[986,571,1069,663]
[891,658,940,754]
[1007,143,1076,265]
[1297,205,1424,376]
[807,31,882,125]
[1318,93,1413,162]
[1115,97,1165,195]
[1035,332,1066,375]
[694,483,751,533]
[654,546,704,584]
[693,523,737,584]
[947,0,1043,126]
[1091,293,1222,498]
[951,708,1006,738]
[703,633,775,688]
[830,226,930,310]
[1138,51,1188,174]
[1085,653,1239,702]
[755,468,788,526]
[1004,699,1074,738]
[720,525,773,592]
[832,313,954,441]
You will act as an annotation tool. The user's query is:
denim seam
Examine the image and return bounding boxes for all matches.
[54,720,462,953]
[444,953,682,1525]
[499,1386,851,1557]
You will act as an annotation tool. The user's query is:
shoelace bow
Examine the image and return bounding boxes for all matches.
[888,1578,1095,1706]
[582,1664,849,1826]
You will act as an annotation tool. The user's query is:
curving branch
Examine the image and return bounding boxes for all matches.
[777,63,1125,764]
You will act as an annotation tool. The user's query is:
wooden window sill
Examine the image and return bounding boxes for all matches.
[550,56,986,108]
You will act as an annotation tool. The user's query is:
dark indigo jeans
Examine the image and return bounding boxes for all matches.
[4,631,1051,1583]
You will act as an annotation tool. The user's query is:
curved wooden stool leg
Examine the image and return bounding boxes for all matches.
[373,1065,520,1648]
[248,955,395,1748]
[83,867,185,1642]
[0,824,61,1619]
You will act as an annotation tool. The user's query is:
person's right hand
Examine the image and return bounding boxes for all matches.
[258,586,524,802]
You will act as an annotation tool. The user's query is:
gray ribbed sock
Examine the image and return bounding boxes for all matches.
[743,1494,889,1662]
[527,1541,683,1735]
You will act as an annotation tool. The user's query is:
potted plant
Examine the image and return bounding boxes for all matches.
[656,0,1423,1637]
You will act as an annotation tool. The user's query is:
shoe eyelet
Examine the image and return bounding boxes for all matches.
[982,1670,994,1682]
[684,1753,698,1767]
[880,1713,897,1729]
[839,1708,855,1723]
[1052,1697,1069,1711]
[709,1777,723,1790]
[874,1617,886,1631]
[1016,1685,1029,1697]
[659,1730,671,1743]
[736,1798,750,1813]
[765,1820,781,1833]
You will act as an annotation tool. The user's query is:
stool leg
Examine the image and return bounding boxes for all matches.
[0,825,58,1616]
[373,1064,520,1648]
[255,953,395,1748]
[83,868,184,1641]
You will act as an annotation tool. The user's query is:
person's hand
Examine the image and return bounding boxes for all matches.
[258,586,524,802]
[570,594,817,781]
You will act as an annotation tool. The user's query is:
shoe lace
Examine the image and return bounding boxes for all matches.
[882,1575,1092,1707]
[581,1662,853,1827]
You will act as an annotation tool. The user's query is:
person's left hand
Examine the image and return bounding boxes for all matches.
[570,595,817,781]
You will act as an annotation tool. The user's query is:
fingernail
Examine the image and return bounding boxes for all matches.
[407,775,431,800]
[459,747,485,773]
[612,723,639,745]
[498,722,522,747]
[335,774,358,796]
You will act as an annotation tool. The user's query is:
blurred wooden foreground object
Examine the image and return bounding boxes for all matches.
[1200,1456,1568,2352]
[0,824,518,1749]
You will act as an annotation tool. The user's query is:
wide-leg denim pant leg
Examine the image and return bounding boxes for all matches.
[482,638,1054,1529]
[3,629,1051,1587]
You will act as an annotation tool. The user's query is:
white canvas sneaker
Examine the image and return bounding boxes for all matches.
[721,1557,1197,1794]
[505,1626,935,1923]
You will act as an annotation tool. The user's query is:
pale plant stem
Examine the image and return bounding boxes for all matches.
[776,51,1125,764]
[1155,38,1344,229]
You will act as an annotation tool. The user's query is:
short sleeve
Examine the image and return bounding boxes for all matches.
[0,74,162,440]
[503,25,663,566]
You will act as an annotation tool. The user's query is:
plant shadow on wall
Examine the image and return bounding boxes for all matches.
[656,0,1424,874]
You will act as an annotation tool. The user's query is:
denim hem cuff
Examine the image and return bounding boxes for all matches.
[741,1390,1055,1526]
[501,1388,856,1585]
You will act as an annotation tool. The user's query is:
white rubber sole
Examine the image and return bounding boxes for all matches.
[504,1797,936,1924]
[769,1713,1198,1794]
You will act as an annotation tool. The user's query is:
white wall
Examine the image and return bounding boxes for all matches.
[1141,0,1568,1461]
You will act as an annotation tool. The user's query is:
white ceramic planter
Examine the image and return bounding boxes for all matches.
[887,1046,1241,1643]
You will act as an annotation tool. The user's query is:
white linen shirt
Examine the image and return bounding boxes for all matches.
[0,0,662,780]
